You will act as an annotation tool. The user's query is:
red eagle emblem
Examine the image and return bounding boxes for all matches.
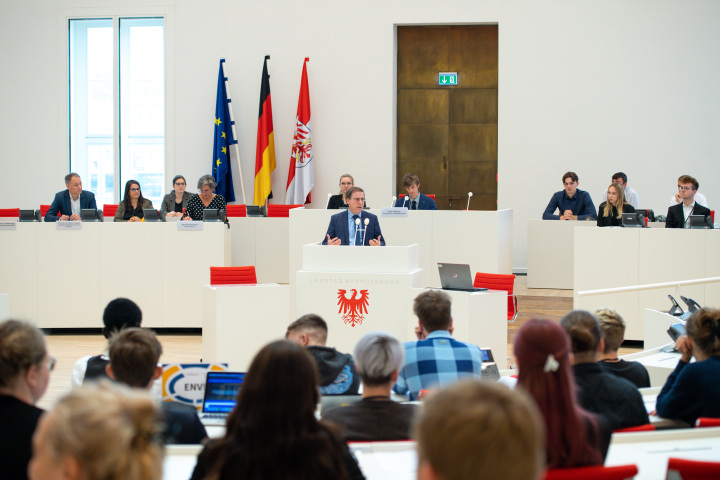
[337,289,369,327]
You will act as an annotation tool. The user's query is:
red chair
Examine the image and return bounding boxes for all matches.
[0,208,20,217]
[695,417,720,428]
[40,204,52,218]
[544,464,638,480]
[210,266,257,285]
[473,272,518,322]
[614,423,655,433]
[103,204,119,217]
[266,204,302,218]
[225,205,247,217]
[666,457,720,480]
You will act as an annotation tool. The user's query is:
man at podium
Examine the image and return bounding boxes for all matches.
[323,187,385,246]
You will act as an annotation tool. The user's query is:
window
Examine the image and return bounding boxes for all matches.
[69,17,165,207]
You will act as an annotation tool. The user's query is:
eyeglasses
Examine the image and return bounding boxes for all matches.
[677,185,694,192]
[47,356,57,372]
[130,187,141,192]
[349,197,365,202]
[174,182,186,186]
[340,182,353,186]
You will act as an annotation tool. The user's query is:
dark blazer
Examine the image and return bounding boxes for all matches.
[327,194,366,209]
[665,202,711,228]
[322,210,385,245]
[44,190,97,221]
[114,199,154,222]
[393,193,437,210]
[597,203,635,227]
[161,191,192,213]
[160,402,207,445]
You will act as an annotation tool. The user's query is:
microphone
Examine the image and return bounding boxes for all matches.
[466,192,473,211]
[326,193,332,208]
[363,218,369,245]
[391,196,397,207]
[355,217,360,246]
[403,195,408,208]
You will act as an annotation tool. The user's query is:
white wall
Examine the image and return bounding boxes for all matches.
[1,0,718,271]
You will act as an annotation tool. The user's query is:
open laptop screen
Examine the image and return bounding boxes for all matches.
[201,372,245,414]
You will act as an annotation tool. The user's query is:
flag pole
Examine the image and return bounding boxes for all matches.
[221,59,247,205]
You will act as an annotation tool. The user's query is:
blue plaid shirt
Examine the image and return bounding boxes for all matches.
[393,330,484,400]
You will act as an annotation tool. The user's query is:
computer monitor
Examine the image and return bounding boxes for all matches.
[245,206,266,217]
[18,209,40,222]
[635,209,655,222]
[689,214,712,229]
[203,209,224,222]
[81,209,102,222]
[621,212,644,228]
[143,209,162,222]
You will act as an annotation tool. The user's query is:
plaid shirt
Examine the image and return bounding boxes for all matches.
[393,330,483,400]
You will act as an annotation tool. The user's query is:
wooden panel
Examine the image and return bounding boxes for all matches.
[396,158,448,198]
[398,89,449,125]
[449,25,498,89]
[450,124,498,163]
[397,124,449,158]
[397,26,449,89]
[450,89,498,125]
[449,160,497,211]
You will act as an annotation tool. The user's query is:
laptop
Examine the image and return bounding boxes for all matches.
[199,371,245,425]
[437,263,488,292]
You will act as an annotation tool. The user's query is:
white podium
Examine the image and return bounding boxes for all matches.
[202,284,290,370]
[296,244,423,356]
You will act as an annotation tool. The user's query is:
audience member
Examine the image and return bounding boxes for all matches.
[327,174,356,209]
[189,340,364,480]
[542,171,597,221]
[666,175,712,228]
[322,331,417,441]
[114,180,154,222]
[414,380,545,480]
[28,382,163,480]
[656,308,720,424]
[0,320,53,480]
[514,318,610,468]
[560,311,649,430]
[601,172,639,208]
[161,175,192,217]
[595,308,650,388]
[106,328,207,444]
[394,290,484,400]
[323,187,385,246]
[393,173,437,210]
[286,314,360,395]
[44,173,97,222]
[670,174,708,208]
[72,297,142,388]
[597,182,635,227]
[182,174,227,221]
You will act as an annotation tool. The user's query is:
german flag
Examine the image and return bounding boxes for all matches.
[254,56,276,206]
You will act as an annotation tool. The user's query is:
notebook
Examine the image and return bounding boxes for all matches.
[200,371,245,425]
[437,263,488,292]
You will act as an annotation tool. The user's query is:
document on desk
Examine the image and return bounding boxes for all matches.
[353,450,417,480]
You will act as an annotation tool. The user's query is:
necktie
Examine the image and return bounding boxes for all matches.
[352,214,361,244]
[411,200,417,210]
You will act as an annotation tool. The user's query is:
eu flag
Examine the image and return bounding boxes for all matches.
[213,59,236,202]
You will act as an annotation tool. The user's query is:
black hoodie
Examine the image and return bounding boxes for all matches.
[307,345,360,395]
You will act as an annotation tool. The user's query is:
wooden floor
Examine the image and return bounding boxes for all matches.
[39,276,640,410]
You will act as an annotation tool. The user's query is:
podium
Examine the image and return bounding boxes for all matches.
[296,244,423,356]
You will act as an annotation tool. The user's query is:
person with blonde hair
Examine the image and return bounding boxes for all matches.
[28,382,163,480]
[0,320,54,480]
[327,174,357,209]
[594,307,649,388]
[414,379,545,480]
[597,182,635,227]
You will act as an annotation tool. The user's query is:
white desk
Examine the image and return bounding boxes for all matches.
[622,346,682,388]
[227,217,290,284]
[350,441,417,480]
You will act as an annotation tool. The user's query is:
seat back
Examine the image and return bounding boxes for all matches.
[0,208,20,217]
[225,205,247,217]
[614,423,655,433]
[103,204,119,217]
[40,205,52,218]
[266,204,302,218]
[695,417,720,428]
[667,457,720,480]
[545,464,638,480]
[210,266,257,285]
[473,272,517,321]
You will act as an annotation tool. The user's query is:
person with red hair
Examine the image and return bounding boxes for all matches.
[514,318,611,468]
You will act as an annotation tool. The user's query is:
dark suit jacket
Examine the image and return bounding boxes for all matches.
[322,210,385,245]
[161,191,192,213]
[114,199,154,222]
[393,193,437,210]
[45,190,97,221]
[665,202,711,228]
[597,202,635,227]
[160,402,207,444]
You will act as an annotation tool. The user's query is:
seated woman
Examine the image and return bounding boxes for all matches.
[28,383,163,480]
[597,182,635,227]
[327,174,355,209]
[322,331,416,441]
[190,340,364,480]
[182,174,227,221]
[161,175,191,217]
[514,318,611,469]
[0,320,53,480]
[656,308,720,425]
[114,180,154,222]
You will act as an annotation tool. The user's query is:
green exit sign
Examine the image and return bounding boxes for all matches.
[438,72,458,86]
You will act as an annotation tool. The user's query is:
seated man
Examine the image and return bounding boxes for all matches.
[601,172,639,208]
[414,380,545,480]
[45,172,97,222]
[286,314,360,395]
[560,310,649,430]
[666,175,712,228]
[542,171,597,220]
[323,186,384,246]
[595,307,650,388]
[394,290,484,400]
[393,173,437,210]
[670,174,708,208]
[71,298,142,388]
[322,331,417,441]
[106,327,207,444]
